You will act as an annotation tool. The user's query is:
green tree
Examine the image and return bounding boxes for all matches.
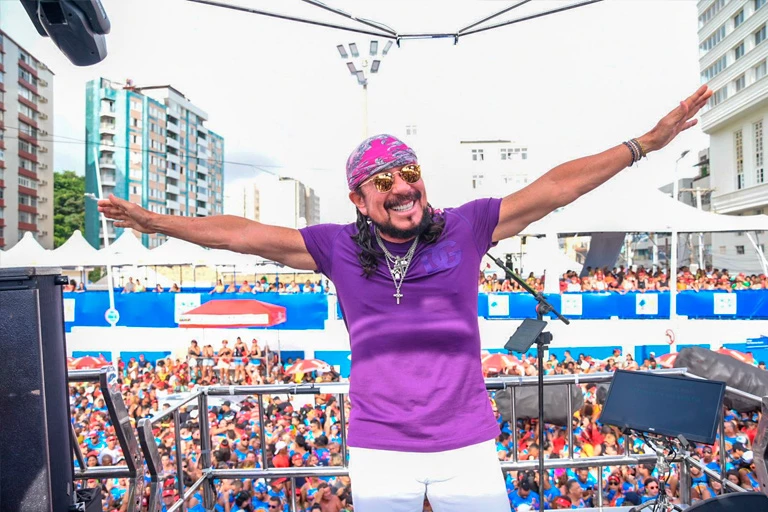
[53,170,85,248]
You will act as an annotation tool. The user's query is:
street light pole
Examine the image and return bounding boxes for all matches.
[337,40,393,138]
[669,149,689,352]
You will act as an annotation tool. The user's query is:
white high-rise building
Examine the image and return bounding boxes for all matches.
[224,175,320,229]
[699,0,768,273]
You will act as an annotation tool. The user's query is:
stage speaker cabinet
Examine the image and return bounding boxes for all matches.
[0,267,74,511]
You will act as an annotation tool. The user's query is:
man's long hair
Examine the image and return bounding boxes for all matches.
[351,205,445,277]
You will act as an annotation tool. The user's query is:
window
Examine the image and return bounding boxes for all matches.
[20,157,36,172]
[756,25,767,46]
[736,74,746,91]
[18,68,37,86]
[130,99,142,111]
[501,148,514,160]
[702,55,727,81]
[18,87,35,106]
[19,121,37,138]
[472,174,484,189]
[131,117,142,129]
[471,149,484,161]
[735,42,745,61]
[756,60,768,80]
[19,212,35,224]
[18,177,37,190]
[130,135,140,145]
[719,246,727,254]
[758,0,767,11]
[406,124,418,135]
[130,151,142,165]
[700,25,726,53]
[736,129,745,189]
[736,245,746,255]
[129,168,143,180]
[735,9,745,28]
[18,194,37,207]
[756,121,764,184]
[708,87,728,107]
[149,172,159,182]
[19,103,37,121]
[699,0,726,28]
[18,140,36,156]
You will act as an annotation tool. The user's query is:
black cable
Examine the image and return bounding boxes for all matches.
[1,129,340,173]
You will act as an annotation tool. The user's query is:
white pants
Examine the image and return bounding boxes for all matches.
[348,439,510,512]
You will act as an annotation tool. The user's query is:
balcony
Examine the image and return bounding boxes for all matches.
[100,123,116,134]
[166,153,180,165]
[166,137,179,149]
[101,171,116,187]
[196,207,208,216]
[99,158,116,169]
[166,120,179,134]
[166,168,180,180]
[196,147,209,159]
[196,178,207,189]
[198,192,208,202]
[197,163,209,175]
[100,105,116,118]
[166,199,180,211]
[99,141,115,152]
[712,182,768,214]
[166,183,180,195]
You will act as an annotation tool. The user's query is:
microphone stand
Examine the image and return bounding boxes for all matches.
[486,253,570,510]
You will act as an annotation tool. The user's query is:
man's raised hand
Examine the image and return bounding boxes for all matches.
[97,194,155,234]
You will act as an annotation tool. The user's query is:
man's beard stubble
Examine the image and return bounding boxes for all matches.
[375,204,432,240]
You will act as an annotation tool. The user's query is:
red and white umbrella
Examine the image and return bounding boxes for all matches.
[481,352,518,374]
[71,355,110,370]
[654,353,677,368]
[716,348,754,365]
[178,299,287,328]
[285,359,330,375]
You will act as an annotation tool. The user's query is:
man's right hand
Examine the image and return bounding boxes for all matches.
[98,194,155,234]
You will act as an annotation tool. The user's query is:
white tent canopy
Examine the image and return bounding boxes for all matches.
[521,172,768,235]
[98,231,152,266]
[144,237,211,266]
[50,229,101,268]
[1,231,49,267]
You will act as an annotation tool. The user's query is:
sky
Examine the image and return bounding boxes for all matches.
[0,0,710,224]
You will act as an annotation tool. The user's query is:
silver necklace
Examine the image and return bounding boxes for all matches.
[374,228,419,305]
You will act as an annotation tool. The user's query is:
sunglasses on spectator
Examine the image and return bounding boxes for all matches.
[647,485,658,490]
[268,506,279,510]
[609,481,620,486]
[360,164,421,193]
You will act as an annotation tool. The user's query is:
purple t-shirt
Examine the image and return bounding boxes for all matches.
[299,198,502,452]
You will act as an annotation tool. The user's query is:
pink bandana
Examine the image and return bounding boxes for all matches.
[346,134,418,191]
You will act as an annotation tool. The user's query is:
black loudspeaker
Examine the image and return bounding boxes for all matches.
[683,492,768,510]
[0,267,74,511]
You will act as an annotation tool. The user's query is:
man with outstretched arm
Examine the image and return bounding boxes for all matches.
[99,85,710,512]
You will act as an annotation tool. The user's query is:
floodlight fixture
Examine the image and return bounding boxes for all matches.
[336,44,348,58]
[349,42,359,57]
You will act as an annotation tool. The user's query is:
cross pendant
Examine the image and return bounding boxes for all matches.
[394,291,403,304]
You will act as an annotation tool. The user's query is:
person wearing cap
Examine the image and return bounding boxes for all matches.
[161,488,176,512]
[509,479,539,511]
[604,474,626,507]
[99,86,711,511]
[272,441,290,468]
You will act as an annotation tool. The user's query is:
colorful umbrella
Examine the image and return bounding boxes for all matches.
[72,355,110,370]
[716,348,754,365]
[178,299,287,328]
[284,359,330,375]
[654,353,677,368]
[481,352,518,374]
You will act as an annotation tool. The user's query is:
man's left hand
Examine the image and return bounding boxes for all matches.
[642,85,713,153]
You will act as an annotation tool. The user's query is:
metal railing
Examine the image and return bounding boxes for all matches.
[68,367,765,511]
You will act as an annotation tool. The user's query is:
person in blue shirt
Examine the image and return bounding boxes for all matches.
[640,478,660,504]
[251,482,270,512]
[509,480,539,511]
[603,475,625,507]
[85,431,106,451]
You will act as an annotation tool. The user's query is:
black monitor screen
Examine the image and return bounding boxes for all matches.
[600,370,725,445]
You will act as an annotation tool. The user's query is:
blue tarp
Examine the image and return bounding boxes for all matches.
[63,292,328,332]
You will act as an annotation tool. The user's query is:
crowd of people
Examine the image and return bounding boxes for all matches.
[479,265,768,294]
[70,340,765,512]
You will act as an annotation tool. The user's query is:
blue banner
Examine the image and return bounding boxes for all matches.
[63,291,329,332]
